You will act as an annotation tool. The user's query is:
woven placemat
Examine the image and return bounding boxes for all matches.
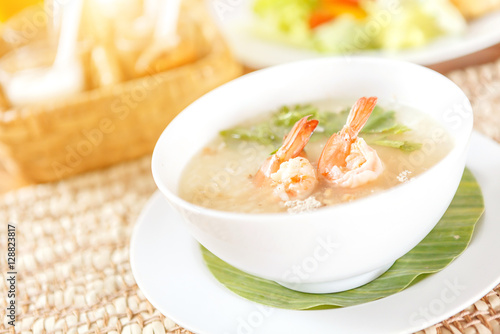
[1,60,500,334]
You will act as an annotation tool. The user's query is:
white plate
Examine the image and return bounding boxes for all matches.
[130,131,500,334]
[207,2,500,68]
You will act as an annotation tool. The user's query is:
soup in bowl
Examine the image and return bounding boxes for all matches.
[152,57,472,293]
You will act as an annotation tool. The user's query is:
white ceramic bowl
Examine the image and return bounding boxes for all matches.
[152,57,473,293]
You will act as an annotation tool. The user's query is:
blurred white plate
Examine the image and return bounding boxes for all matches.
[131,132,500,334]
[207,2,500,68]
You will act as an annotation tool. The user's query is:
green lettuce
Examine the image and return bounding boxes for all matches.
[220,104,421,152]
[251,0,466,53]
[369,139,422,152]
[253,0,317,48]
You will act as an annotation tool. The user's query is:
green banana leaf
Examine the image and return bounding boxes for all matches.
[201,168,484,310]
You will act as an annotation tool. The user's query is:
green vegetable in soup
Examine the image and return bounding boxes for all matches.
[369,139,422,152]
[220,125,280,145]
[220,104,421,152]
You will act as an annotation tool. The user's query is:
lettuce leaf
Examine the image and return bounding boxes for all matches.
[220,125,281,145]
[251,0,466,53]
[253,0,317,48]
[220,104,421,152]
[369,139,422,152]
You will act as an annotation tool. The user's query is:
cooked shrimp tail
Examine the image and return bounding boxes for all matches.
[318,96,384,188]
[255,115,319,200]
[318,96,377,173]
[276,116,319,162]
[344,96,377,138]
[256,116,318,181]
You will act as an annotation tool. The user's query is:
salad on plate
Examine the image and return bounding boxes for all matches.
[251,0,469,53]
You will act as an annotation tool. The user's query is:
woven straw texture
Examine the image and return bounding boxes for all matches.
[1,59,500,334]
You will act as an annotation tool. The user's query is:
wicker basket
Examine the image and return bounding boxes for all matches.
[0,5,242,182]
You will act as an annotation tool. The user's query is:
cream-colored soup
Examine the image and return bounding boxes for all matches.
[179,102,453,214]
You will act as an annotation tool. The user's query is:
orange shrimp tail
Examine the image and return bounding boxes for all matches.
[344,96,377,138]
[255,116,318,184]
[276,116,319,162]
[318,96,378,176]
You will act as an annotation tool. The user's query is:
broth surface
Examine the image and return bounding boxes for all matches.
[179,101,453,213]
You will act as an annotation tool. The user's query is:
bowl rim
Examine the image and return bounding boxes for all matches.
[152,56,473,221]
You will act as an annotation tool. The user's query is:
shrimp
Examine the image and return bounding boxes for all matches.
[255,116,319,201]
[317,96,384,188]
